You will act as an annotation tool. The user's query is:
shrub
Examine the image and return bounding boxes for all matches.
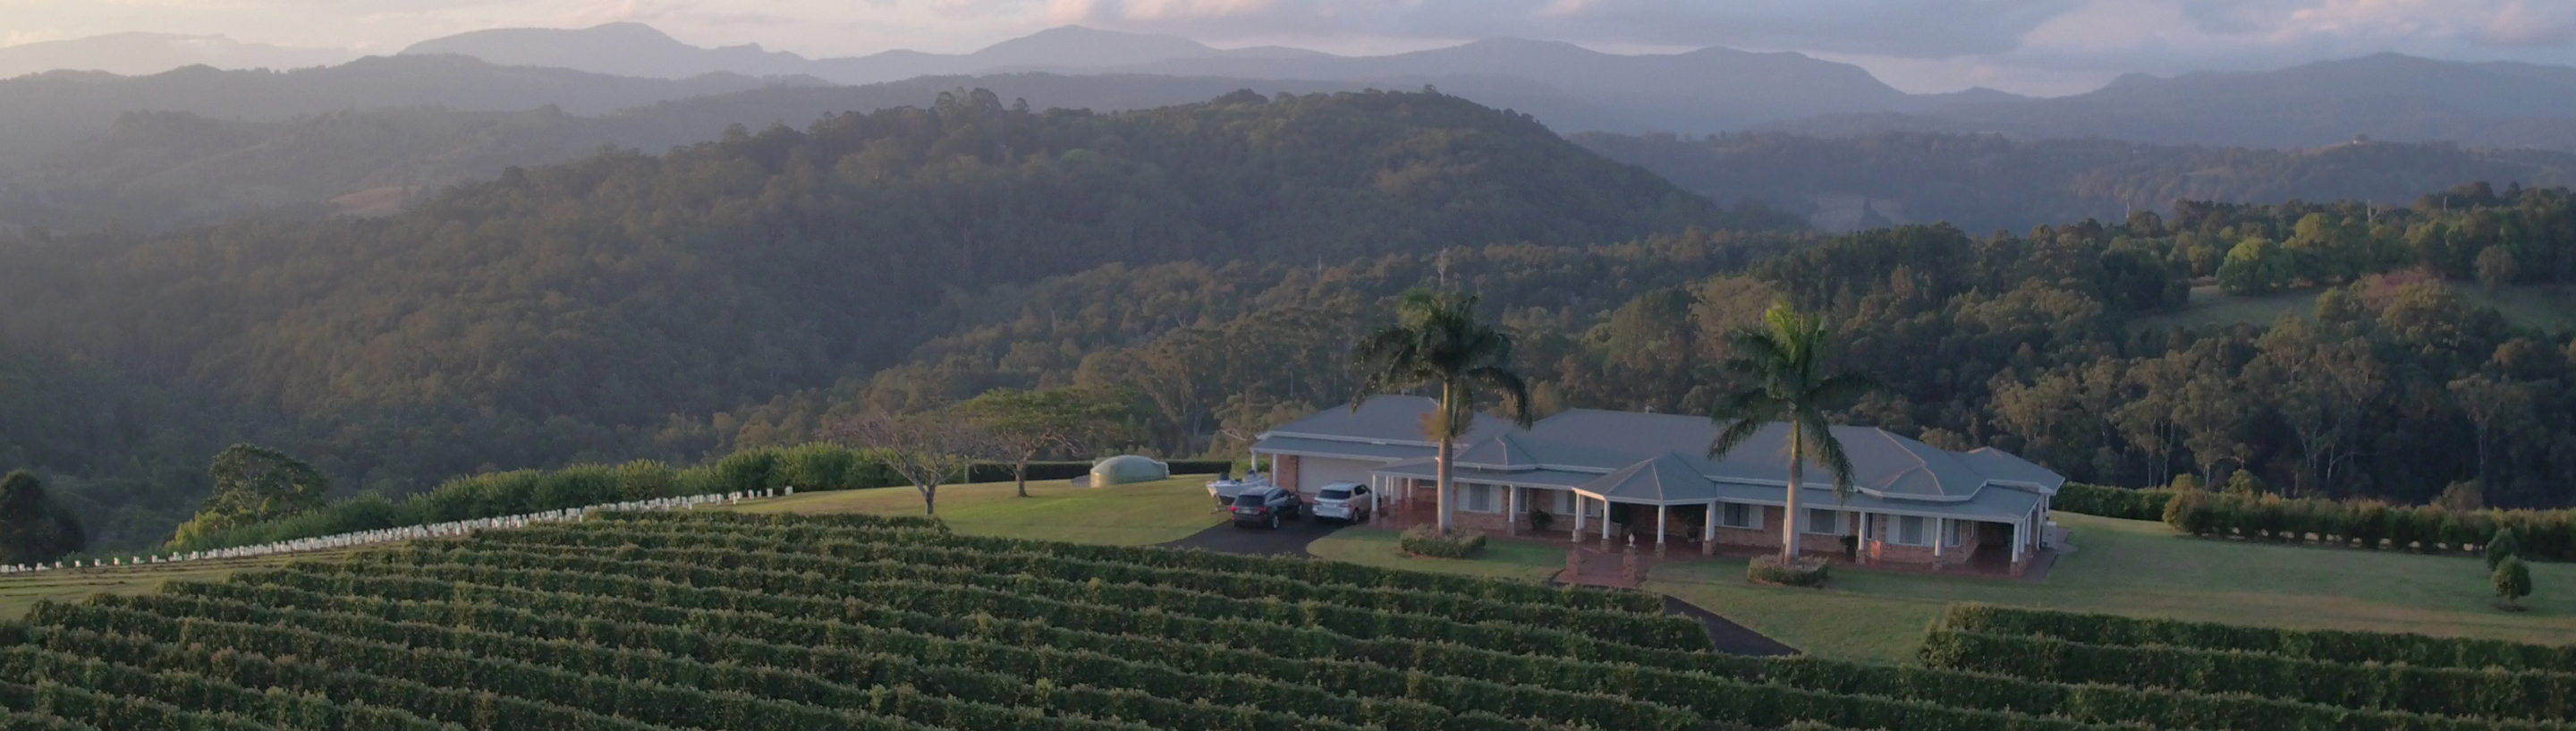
[2154,490,2576,562]
[2053,482,2175,521]
[1748,555,1829,587]
[1399,525,1487,558]
[1936,603,2576,671]
[2495,556,2533,609]
[2487,528,2523,569]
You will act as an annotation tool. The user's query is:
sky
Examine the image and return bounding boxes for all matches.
[8,0,2576,95]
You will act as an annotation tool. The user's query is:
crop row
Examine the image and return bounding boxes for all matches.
[258,548,2566,731]
[205,565,2570,731]
[1921,627,2576,722]
[596,511,1663,613]
[464,523,1686,635]
[362,542,1706,654]
[33,597,1436,731]
[1941,604,2576,673]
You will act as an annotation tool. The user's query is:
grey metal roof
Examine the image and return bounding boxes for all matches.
[1258,395,1516,447]
[1371,460,1606,489]
[1250,435,1435,462]
[1580,454,1730,504]
[1267,401,2064,517]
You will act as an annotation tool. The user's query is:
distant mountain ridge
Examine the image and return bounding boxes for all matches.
[0,32,353,80]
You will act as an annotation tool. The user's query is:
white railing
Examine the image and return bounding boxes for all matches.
[0,487,799,575]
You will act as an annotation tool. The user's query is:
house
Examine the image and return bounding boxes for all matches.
[1250,395,2065,574]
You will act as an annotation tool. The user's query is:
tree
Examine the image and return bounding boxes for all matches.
[169,444,328,547]
[2494,555,2532,609]
[1350,290,1535,534]
[0,471,85,564]
[826,414,992,515]
[2485,527,2521,570]
[2476,245,2518,292]
[1707,302,1884,564]
[957,387,1129,497]
[2448,375,2532,490]
[2216,236,2292,294]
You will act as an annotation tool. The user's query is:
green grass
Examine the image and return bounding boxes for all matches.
[0,550,365,621]
[2133,282,2576,332]
[730,476,1224,546]
[1647,512,2576,663]
[1302,528,1569,582]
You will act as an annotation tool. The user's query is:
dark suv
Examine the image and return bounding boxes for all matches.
[1230,485,1301,529]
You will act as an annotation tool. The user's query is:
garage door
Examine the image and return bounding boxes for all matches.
[1296,457,1378,493]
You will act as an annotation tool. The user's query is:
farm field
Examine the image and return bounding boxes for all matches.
[0,549,366,622]
[724,476,1224,545]
[8,509,2566,731]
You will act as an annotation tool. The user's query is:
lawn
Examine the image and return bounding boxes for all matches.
[1648,512,2576,663]
[729,476,1224,546]
[1303,528,1569,582]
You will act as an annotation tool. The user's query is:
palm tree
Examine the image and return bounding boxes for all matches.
[1708,303,1883,564]
[1351,290,1534,534]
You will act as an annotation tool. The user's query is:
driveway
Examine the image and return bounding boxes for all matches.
[1158,514,1350,557]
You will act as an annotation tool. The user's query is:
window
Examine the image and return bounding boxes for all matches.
[1718,502,1758,529]
[1554,490,1574,515]
[1945,519,1962,548]
[1318,488,1352,500]
[1895,515,1928,546]
[1802,508,1845,535]
[1463,484,1498,514]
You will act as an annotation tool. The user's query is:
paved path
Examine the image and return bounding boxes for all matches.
[1160,520,1798,656]
[1157,514,1348,557]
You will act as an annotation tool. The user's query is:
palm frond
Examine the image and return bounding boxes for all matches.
[1807,371,1886,408]
[1799,411,1860,503]
[1707,417,1768,460]
[1465,365,1535,428]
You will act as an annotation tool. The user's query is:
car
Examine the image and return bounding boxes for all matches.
[1309,481,1372,524]
[1229,485,1300,529]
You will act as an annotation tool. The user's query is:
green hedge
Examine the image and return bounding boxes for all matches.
[2161,490,2576,562]
[1920,627,2576,722]
[1944,604,2576,673]
[1398,526,1487,557]
[2055,484,2176,521]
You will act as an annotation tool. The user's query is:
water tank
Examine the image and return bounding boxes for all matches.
[1089,455,1170,487]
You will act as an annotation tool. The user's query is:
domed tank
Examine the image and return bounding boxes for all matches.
[1089,455,1170,487]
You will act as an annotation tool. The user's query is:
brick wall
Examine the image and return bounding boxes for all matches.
[1274,455,1300,494]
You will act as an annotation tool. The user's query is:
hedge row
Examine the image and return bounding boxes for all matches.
[2055,484,2176,522]
[38,599,1417,731]
[1921,627,2576,721]
[1943,604,2576,673]
[249,549,2567,731]
[201,564,2157,731]
[0,710,102,731]
[19,608,1164,731]
[596,511,1665,614]
[355,543,1708,659]
[145,582,1576,731]
[0,679,275,731]
[196,568,1710,729]
[167,442,1213,552]
[2162,491,2576,561]
[470,523,1682,630]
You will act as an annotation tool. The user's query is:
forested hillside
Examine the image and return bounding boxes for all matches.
[730,183,2576,511]
[0,89,1788,548]
[1575,131,2576,234]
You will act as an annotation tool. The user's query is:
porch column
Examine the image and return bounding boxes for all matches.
[1656,504,1669,556]
[1508,487,1523,535]
[1572,495,1587,542]
[1702,500,1718,556]
[1601,497,1613,543]
[1855,511,1869,564]
[2012,520,2025,563]
[1933,518,1945,559]
[1370,475,1382,517]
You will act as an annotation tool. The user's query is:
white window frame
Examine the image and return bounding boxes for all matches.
[1801,508,1847,535]
[1894,515,1929,546]
[1553,489,1575,516]
[1718,502,1758,530]
[1945,519,1964,548]
[1463,483,1500,514]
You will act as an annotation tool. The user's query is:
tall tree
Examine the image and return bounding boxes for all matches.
[1707,303,1883,564]
[957,387,1130,497]
[827,414,991,515]
[169,444,328,547]
[0,471,85,564]
[1349,290,1535,534]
